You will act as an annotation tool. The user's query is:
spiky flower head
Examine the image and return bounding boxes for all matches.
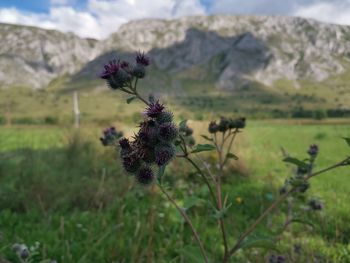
[218,117,230,132]
[136,51,150,66]
[156,111,173,124]
[229,117,246,129]
[100,60,119,79]
[122,154,141,174]
[158,122,178,142]
[155,143,175,166]
[138,119,158,145]
[132,64,146,78]
[308,144,319,157]
[179,125,193,137]
[145,101,164,118]
[138,146,156,163]
[119,138,132,157]
[208,121,219,134]
[100,126,123,146]
[136,166,154,185]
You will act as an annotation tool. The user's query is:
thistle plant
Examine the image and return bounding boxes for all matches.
[99,52,350,262]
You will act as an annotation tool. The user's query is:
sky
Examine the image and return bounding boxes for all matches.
[0,0,349,39]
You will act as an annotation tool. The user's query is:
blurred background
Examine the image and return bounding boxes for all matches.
[0,0,349,262]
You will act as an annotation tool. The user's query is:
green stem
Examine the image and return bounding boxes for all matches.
[157,184,209,263]
[185,156,217,205]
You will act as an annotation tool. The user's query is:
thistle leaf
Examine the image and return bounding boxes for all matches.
[191,144,216,153]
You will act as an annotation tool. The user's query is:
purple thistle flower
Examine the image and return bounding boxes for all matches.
[308,144,319,157]
[100,60,120,79]
[136,166,154,185]
[119,138,131,149]
[155,144,175,166]
[136,51,150,66]
[208,121,219,134]
[145,101,164,118]
[122,154,141,173]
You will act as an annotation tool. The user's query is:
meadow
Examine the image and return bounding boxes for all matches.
[0,120,349,263]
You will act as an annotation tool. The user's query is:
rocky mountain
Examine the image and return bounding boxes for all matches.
[2,15,350,90]
[0,23,99,88]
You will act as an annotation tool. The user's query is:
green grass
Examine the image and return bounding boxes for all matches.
[0,121,349,262]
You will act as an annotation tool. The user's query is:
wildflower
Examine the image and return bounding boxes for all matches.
[145,101,164,118]
[100,127,123,146]
[208,121,219,134]
[158,122,178,142]
[155,143,175,166]
[308,144,319,157]
[122,154,141,173]
[229,117,246,129]
[99,60,119,79]
[136,166,154,185]
[136,51,150,66]
[218,117,230,132]
[156,111,173,124]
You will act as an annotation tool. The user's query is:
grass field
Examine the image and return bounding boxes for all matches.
[0,121,349,262]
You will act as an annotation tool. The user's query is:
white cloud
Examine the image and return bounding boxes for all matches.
[294,1,350,25]
[0,0,206,39]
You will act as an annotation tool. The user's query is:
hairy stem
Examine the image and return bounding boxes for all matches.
[184,156,217,205]
[214,132,229,259]
[157,184,209,263]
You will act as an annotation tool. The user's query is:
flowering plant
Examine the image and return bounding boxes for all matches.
[99,52,350,262]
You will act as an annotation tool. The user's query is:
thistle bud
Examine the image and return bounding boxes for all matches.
[100,127,123,146]
[308,144,319,157]
[122,154,141,174]
[138,147,156,163]
[136,166,154,185]
[179,125,193,137]
[208,121,219,134]
[158,122,178,142]
[136,51,150,66]
[156,111,173,124]
[229,117,246,129]
[145,101,164,118]
[155,143,175,166]
[218,117,230,132]
[132,64,146,79]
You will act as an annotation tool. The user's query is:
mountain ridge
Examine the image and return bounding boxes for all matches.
[1,15,350,91]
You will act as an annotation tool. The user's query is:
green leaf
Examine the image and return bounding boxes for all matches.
[191,144,216,154]
[183,196,204,210]
[226,153,239,160]
[126,96,137,104]
[343,137,350,147]
[283,157,309,169]
[200,135,213,142]
[240,238,278,251]
[289,218,315,229]
[213,203,232,219]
